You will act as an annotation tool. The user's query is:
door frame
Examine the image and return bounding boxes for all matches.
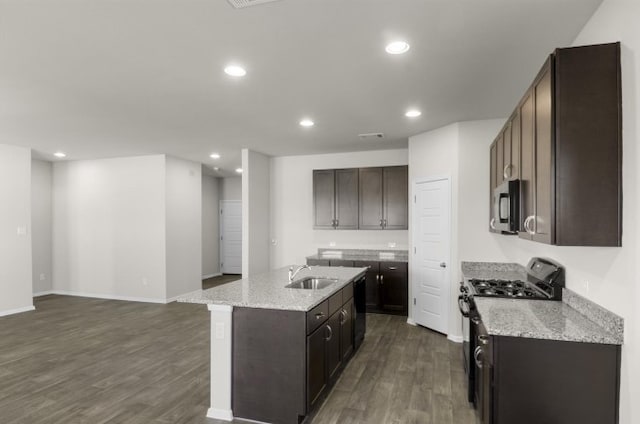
[409,175,452,337]
[219,200,242,275]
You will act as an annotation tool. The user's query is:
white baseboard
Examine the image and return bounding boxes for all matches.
[447,334,463,343]
[49,290,168,304]
[406,317,417,326]
[207,407,233,421]
[33,290,54,297]
[0,305,36,317]
[202,272,222,279]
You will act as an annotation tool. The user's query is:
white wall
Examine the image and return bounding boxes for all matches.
[270,149,409,269]
[408,124,460,337]
[52,155,168,301]
[202,174,220,278]
[31,159,53,295]
[242,149,270,277]
[0,144,33,315]
[165,156,202,299]
[219,177,241,201]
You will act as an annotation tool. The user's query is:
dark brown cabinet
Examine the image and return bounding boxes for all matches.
[307,258,330,266]
[491,42,622,246]
[354,261,380,310]
[340,299,354,361]
[329,259,354,267]
[326,311,342,382]
[359,166,408,230]
[379,262,408,313]
[306,323,328,411]
[473,334,621,424]
[313,169,358,230]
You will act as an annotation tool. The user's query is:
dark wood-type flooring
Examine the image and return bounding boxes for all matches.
[202,274,241,290]
[0,296,476,424]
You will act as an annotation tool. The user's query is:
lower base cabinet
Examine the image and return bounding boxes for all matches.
[473,320,621,424]
[233,280,361,424]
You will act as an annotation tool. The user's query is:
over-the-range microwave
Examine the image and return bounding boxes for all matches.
[492,180,520,234]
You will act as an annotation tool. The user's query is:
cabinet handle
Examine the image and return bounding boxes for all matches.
[340,309,348,325]
[503,164,513,180]
[315,312,325,320]
[325,325,333,341]
[380,275,384,285]
[388,266,397,270]
[490,218,496,230]
[474,346,483,369]
[383,219,387,228]
[471,317,481,325]
[376,274,380,283]
[478,335,489,346]
[524,215,536,235]
[380,219,384,228]
[335,219,339,227]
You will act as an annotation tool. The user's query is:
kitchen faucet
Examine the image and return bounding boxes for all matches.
[288,265,310,282]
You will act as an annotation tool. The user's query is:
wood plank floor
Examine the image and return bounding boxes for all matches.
[202,274,241,290]
[0,296,476,424]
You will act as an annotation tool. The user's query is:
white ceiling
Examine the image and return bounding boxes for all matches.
[0,0,601,176]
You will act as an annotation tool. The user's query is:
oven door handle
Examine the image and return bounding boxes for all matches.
[458,295,470,318]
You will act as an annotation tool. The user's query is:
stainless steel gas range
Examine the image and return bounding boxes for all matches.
[458,257,565,405]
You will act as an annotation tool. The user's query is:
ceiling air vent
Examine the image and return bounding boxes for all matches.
[227,0,282,8]
[358,133,385,140]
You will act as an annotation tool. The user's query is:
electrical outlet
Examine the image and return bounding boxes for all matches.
[329,241,336,247]
[388,242,396,248]
[39,273,46,281]
[142,277,148,286]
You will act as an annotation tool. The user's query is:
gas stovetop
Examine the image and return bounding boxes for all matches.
[467,278,547,299]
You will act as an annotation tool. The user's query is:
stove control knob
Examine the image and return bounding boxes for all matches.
[459,286,469,293]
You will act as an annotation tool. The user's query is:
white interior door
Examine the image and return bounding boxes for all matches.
[412,177,451,334]
[220,200,242,275]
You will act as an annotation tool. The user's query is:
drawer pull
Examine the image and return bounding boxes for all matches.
[388,266,397,270]
[315,312,325,320]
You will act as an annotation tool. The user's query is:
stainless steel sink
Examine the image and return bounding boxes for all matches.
[285,277,338,290]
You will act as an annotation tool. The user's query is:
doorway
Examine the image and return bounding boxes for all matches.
[411,176,451,335]
[219,200,242,275]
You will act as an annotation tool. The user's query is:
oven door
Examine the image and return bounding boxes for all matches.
[458,294,476,403]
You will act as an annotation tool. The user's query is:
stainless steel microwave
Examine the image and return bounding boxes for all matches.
[492,180,520,233]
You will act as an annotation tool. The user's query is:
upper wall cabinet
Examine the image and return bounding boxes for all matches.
[491,42,622,246]
[359,166,408,230]
[313,169,359,230]
[313,166,408,230]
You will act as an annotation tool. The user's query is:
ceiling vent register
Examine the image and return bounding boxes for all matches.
[227,0,282,8]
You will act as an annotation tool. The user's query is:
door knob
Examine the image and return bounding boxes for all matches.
[440,262,447,268]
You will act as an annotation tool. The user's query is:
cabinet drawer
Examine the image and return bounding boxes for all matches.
[328,292,343,316]
[307,301,329,335]
[341,282,353,301]
[380,262,407,274]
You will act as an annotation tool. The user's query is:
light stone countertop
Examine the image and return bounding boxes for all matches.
[306,248,409,263]
[461,261,623,345]
[178,266,367,312]
[473,298,622,345]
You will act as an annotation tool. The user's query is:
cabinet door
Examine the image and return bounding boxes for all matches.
[382,166,408,230]
[335,169,359,229]
[532,59,554,244]
[359,168,384,230]
[502,123,512,180]
[313,170,335,229]
[509,111,521,180]
[354,261,380,312]
[306,325,327,411]
[518,90,535,240]
[496,133,504,186]
[380,262,408,315]
[307,258,330,266]
[326,312,342,382]
[489,141,498,232]
[340,299,354,361]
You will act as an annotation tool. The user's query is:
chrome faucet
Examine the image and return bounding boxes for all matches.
[288,265,310,282]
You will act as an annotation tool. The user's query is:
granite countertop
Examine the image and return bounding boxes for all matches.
[307,248,409,263]
[178,266,367,312]
[461,261,624,345]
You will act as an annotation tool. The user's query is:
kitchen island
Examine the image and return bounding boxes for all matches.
[179,265,367,424]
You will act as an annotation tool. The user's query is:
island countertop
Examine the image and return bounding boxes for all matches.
[178,265,367,312]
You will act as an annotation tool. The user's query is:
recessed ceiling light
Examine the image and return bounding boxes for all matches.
[299,119,314,127]
[210,153,221,159]
[53,152,66,158]
[385,41,410,55]
[224,65,247,77]
[405,109,422,118]
[235,168,243,174]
